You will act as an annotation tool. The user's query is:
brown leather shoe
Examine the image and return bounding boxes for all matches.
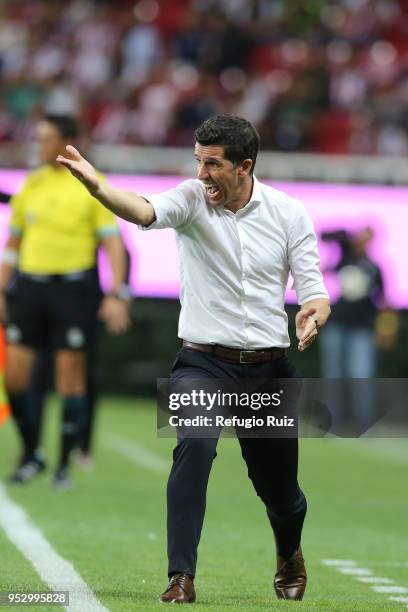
[159,573,196,603]
[274,547,307,600]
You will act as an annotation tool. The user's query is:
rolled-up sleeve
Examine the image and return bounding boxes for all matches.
[142,179,198,231]
[288,199,329,305]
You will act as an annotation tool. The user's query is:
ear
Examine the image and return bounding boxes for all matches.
[238,159,253,177]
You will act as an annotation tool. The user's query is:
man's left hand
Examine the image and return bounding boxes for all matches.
[296,307,319,352]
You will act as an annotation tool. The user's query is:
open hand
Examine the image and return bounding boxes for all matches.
[56,145,100,195]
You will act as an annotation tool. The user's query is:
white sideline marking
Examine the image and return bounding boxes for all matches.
[0,484,108,612]
[357,577,394,584]
[322,559,408,608]
[372,586,408,594]
[321,559,356,567]
[338,567,372,576]
[339,439,408,464]
[104,434,168,473]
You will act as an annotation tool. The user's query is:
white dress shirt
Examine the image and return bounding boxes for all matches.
[144,177,328,349]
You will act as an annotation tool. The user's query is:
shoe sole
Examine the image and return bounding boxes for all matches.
[158,598,195,604]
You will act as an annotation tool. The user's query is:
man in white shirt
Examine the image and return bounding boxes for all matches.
[57,114,330,603]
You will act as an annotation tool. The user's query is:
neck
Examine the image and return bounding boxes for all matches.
[224,176,254,214]
[45,161,65,169]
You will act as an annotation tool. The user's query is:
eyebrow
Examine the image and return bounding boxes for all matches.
[194,155,222,163]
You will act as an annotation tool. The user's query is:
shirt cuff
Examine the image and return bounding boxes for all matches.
[138,197,161,231]
[97,226,120,238]
[297,281,329,305]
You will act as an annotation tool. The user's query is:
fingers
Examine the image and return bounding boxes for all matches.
[65,145,82,161]
[297,307,317,325]
[298,333,317,351]
[104,314,130,335]
[297,316,315,340]
[98,299,130,335]
[56,155,73,169]
[56,145,82,168]
[298,331,317,351]
[297,313,319,351]
[303,316,317,337]
[298,323,318,350]
[106,317,129,335]
[56,158,87,185]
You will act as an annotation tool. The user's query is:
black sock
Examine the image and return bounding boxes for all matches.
[27,389,46,451]
[59,396,86,470]
[9,393,37,462]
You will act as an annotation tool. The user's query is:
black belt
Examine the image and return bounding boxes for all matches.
[19,270,93,283]
[182,340,287,364]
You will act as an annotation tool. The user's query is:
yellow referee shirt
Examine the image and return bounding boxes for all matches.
[9,165,119,274]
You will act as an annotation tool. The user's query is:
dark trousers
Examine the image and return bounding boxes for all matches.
[167,347,307,578]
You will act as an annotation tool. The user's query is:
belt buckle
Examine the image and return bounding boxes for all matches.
[239,350,258,364]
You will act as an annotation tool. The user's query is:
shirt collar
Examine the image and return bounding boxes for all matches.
[211,175,262,216]
[249,175,262,205]
[234,175,262,216]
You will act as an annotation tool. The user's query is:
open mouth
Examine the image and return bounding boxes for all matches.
[205,184,222,200]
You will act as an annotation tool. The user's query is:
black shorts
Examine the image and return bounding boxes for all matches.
[5,271,102,351]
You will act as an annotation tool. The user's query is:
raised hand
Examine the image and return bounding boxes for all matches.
[56,145,100,195]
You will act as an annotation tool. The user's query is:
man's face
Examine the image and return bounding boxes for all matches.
[36,121,66,165]
[194,142,244,208]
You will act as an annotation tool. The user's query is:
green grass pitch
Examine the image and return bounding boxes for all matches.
[0,397,407,611]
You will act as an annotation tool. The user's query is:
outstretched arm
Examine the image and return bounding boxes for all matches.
[57,145,156,226]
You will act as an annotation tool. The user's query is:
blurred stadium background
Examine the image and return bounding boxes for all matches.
[2,0,408,392]
[1,1,408,610]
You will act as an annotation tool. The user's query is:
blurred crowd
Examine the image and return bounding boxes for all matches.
[1,0,408,155]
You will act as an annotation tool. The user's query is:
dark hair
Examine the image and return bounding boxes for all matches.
[195,114,260,174]
[43,114,79,139]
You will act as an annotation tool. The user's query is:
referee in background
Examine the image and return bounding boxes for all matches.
[0,115,130,488]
